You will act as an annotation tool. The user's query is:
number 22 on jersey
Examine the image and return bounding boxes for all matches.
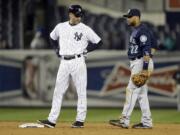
[130,45,138,54]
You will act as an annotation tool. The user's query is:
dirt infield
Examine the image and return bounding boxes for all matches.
[1,122,180,135]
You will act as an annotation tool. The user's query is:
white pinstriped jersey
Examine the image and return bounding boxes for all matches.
[50,21,101,55]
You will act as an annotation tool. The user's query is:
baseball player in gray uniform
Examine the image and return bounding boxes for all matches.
[109,9,157,129]
[38,5,102,128]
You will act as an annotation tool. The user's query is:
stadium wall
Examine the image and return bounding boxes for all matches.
[0,50,179,108]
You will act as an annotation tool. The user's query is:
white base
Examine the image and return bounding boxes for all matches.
[19,123,44,128]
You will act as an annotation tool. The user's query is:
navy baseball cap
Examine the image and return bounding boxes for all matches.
[68,5,83,17]
[123,9,141,18]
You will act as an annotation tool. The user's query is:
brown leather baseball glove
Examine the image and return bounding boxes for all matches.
[132,72,149,87]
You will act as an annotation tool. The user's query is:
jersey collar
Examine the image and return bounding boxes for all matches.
[68,21,81,27]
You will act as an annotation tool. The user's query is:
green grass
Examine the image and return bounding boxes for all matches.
[0,108,180,123]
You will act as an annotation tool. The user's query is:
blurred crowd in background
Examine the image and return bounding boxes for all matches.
[59,6,180,51]
[0,0,180,51]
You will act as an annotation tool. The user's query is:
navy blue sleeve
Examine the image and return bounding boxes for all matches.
[138,31,151,56]
[151,34,158,49]
[50,38,59,49]
[50,38,60,57]
[86,40,102,53]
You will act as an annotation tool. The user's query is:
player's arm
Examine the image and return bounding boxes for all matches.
[50,38,60,57]
[150,31,158,56]
[86,27,102,53]
[50,24,60,57]
[139,32,151,76]
[86,40,102,52]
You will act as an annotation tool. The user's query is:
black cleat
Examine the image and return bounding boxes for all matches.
[71,121,84,128]
[37,120,56,128]
[109,119,120,126]
[109,119,128,129]
[132,123,152,129]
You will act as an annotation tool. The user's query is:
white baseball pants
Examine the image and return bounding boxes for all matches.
[48,56,87,123]
[121,58,154,127]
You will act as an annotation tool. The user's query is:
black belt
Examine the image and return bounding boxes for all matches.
[129,56,142,61]
[60,54,81,60]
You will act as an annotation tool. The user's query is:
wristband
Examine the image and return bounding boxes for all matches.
[143,61,149,70]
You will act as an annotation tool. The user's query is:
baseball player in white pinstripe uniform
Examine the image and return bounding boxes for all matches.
[38,5,102,128]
